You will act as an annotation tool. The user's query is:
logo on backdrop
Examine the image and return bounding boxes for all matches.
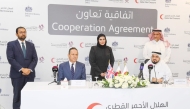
[164,27,176,37]
[111,41,124,51]
[0,7,13,12]
[80,42,97,48]
[25,24,44,31]
[184,31,190,35]
[85,0,99,4]
[69,41,73,48]
[39,57,45,63]
[25,6,40,17]
[135,0,156,4]
[0,73,9,79]
[172,73,178,77]
[80,42,96,48]
[160,14,180,20]
[170,44,179,49]
[51,58,68,63]
[187,43,190,51]
[84,56,90,66]
[134,58,144,63]
[0,23,8,31]
[115,59,122,64]
[165,0,177,7]
[51,43,67,48]
[0,41,8,46]
[108,0,129,3]
[134,45,144,49]
[87,103,102,109]
[0,88,9,97]
[27,39,40,48]
[183,60,190,64]
[166,60,175,64]
[39,24,44,31]
[124,57,128,63]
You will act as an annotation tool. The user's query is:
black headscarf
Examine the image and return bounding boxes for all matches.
[97,33,107,48]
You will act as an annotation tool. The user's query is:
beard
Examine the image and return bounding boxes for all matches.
[18,35,26,41]
[152,61,158,64]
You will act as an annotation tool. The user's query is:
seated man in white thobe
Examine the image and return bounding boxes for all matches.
[143,29,171,63]
[143,51,172,84]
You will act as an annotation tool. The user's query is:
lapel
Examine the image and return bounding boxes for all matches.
[74,61,79,78]
[25,41,30,59]
[66,61,72,79]
[15,40,24,58]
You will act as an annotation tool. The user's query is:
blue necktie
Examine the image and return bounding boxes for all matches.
[71,64,74,79]
[21,42,26,58]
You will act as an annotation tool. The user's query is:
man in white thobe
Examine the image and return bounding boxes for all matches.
[143,51,172,84]
[143,29,171,63]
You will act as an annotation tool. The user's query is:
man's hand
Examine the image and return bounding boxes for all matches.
[21,68,31,75]
[152,77,163,84]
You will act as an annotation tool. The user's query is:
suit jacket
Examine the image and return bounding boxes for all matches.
[57,61,86,81]
[6,40,38,78]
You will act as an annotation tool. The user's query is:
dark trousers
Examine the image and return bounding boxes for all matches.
[11,76,34,109]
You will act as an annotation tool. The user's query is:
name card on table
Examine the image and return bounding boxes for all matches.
[61,81,69,89]
[69,80,86,86]
[174,79,187,85]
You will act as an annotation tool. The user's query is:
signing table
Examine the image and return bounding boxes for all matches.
[21,82,190,109]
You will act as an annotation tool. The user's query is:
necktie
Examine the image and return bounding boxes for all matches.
[71,64,74,79]
[21,42,26,58]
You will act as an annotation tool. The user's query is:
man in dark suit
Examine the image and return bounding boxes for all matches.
[57,47,86,81]
[6,27,38,109]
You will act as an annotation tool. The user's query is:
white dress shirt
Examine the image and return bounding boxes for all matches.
[69,61,76,72]
[18,39,32,72]
[143,40,171,62]
[143,60,172,81]
[18,39,26,50]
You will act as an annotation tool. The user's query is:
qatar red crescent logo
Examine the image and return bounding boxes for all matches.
[80,42,84,48]
[135,0,139,3]
[134,58,138,63]
[87,103,102,109]
[160,14,164,20]
[51,58,55,63]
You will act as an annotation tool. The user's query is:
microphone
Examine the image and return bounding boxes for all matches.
[153,65,159,84]
[52,65,58,78]
[138,63,144,79]
[148,64,153,82]
[144,59,150,64]
[48,64,59,85]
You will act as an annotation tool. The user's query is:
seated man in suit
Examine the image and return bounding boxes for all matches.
[57,47,86,81]
[143,51,172,84]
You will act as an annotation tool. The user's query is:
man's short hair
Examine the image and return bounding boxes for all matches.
[68,47,78,54]
[16,27,26,34]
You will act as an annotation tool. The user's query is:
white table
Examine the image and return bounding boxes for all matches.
[21,82,190,109]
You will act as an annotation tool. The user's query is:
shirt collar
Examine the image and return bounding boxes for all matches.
[152,40,161,44]
[18,39,26,44]
[69,61,76,66]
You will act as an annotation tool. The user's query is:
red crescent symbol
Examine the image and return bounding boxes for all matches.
[134,58,137,63]
[135,0,138,3]
[160,14,163,20]
[87,103,101,109]
[51,58,55,63]
[80,42,84,48]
